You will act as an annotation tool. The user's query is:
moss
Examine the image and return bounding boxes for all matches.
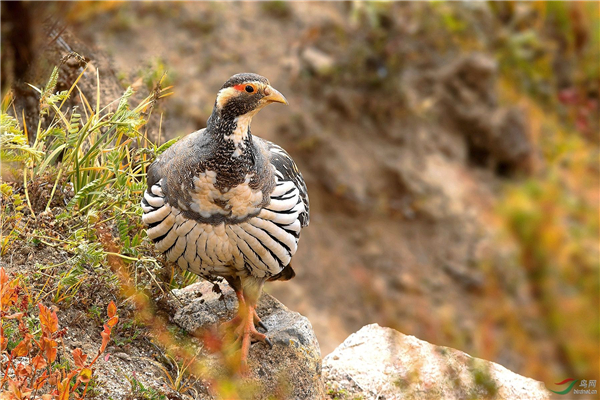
[261,1,291,19]
[469,360,499,399]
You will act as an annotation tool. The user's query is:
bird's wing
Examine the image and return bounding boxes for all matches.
[146,128,210,190]
[263,141,310,227]
[145,128,239,225]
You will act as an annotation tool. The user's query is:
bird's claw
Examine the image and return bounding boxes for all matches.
[257,319,268,332]
[264,336,273,348]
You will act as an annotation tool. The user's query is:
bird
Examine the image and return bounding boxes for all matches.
[141,73,309,369]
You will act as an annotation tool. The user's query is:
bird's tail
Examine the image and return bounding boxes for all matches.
[267,263,296,282]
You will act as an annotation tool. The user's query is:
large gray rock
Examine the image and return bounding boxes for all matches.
[171,281,324,400]
[323,324,552,400]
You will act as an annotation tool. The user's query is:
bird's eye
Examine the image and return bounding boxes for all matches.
[245,85,254,93]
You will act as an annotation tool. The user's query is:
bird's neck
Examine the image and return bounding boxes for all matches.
[207,111,254,159]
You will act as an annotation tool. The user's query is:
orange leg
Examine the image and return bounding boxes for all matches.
[220,290,268,332]
[219,290,245,332]
[237,303,272,370]
[220,289,272,373]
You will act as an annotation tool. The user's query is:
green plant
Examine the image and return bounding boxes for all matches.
[0,183,27,256]
[1,62,174,301]
[0,114,44,164]
[138,58,174,92]
[154,353,201,397]
[168,269,198,291]
[124,373,167,400]
[326,387,352,400]
[112,318,144,348]
[87,304,103,323]
[1,64,172,219]
[261,1,291,19]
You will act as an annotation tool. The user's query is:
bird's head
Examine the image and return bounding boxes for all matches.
[213,73,288,120]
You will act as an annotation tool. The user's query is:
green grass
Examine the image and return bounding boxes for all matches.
[0,57,180,295]
[2,65,164,216]
[125,373,168,400]
[0,62,185,395]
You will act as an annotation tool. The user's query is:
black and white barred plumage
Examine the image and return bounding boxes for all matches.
[141,141,308,279]
[141,74,309,284]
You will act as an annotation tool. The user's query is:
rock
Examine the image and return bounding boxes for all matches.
[436,53,531,172]
[302,46,336,76]
[402,53,532,174]
[171,281,324,400]
[323,324,552,400]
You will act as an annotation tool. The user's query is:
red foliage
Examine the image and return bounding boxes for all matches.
[0,267,118,400]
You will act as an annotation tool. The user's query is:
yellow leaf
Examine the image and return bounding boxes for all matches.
[58,377,70,400]
[11,337,31,357]
[78,368,93,383]
[106,315,119,328]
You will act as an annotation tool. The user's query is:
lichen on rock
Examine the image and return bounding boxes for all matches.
[323,323,552,400]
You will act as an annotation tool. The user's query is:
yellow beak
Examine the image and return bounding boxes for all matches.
[263,85,288,105]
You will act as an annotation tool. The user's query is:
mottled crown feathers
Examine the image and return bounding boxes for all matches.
[221,73,270,89]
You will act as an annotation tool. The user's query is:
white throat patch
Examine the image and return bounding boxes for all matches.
[225,113,256,157]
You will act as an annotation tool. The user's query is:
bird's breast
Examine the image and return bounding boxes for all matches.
[187,170,264,220]
[142,168,304,280]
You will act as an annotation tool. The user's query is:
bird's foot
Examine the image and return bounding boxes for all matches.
[239,308,272,367]
[219,304,268,334]
[220,303,272,375]
[219,314,243,333]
